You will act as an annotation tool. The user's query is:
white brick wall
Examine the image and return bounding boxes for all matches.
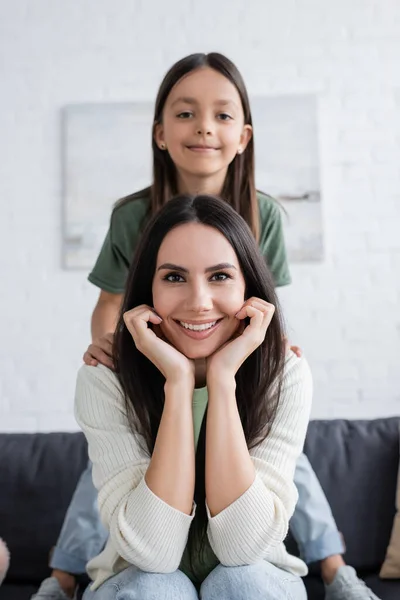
[1,0,399,431]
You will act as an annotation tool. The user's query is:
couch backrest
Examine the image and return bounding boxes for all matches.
[0,432,88,583]
[0,418,399,582]
[286,417,399,572]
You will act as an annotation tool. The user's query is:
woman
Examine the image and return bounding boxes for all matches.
[75,194,312,599]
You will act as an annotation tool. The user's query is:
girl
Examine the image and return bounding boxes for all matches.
[75,193,312,599]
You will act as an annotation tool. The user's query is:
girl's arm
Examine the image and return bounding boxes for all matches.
[75,364,195,573]
[83,290,123,369]
[205,352,312,566]
[91,290,123,340]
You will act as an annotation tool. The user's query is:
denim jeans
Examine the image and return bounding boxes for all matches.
[50,453,345,574]
[82,562,307,600]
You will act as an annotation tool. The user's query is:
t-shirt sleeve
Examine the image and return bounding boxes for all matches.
[88,200,147,294]
[259,198,292,287]
[87,227,129,294]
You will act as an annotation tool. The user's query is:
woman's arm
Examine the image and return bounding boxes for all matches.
[205,352,312,566]
[145,379,196,515]
[75,364,195,572]
[205,377,255,517]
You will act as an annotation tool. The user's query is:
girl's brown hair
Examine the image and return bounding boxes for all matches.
[117,52,260,241]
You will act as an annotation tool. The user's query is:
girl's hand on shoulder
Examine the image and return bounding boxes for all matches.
[283,337,302,358]
[123,305,195,386]
[206,297,275,383]
[83,333,115,370]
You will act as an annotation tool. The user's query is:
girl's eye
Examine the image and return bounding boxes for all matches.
[164,272,185,283]
[177,111,193,119]
[210,272,231,282]
[218,113,233,121]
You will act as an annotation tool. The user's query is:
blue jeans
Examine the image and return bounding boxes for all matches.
[82,563,307,600]
[50,453,345,574]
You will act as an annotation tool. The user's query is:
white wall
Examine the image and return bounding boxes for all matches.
[1,0,399,431]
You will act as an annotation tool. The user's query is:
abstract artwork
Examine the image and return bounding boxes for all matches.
[62,95,322,269]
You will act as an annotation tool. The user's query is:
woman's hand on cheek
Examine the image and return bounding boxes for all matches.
[206,297,275,383]
[123,305,195,387]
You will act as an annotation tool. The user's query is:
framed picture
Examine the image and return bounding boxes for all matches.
[62,95,322,269]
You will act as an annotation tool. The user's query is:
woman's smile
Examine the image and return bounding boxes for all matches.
[152,222,246,360]
[173,317,224,340]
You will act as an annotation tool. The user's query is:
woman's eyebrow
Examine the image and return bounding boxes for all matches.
[157,262,236,273]
[157,263,188,273]
[204,262,237,273]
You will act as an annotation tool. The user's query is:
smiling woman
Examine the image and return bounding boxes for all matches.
[74,194,312,600]
[152,222,246,360]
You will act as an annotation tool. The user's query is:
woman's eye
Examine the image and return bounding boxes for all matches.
[210,272,231,282]
[164,273,185,283]
[177,111,193,119]
[218,113,233,121]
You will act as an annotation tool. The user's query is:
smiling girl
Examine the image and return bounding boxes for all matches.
[75,194,312,600]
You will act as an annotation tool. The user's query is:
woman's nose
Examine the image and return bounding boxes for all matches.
[186,285,213,312]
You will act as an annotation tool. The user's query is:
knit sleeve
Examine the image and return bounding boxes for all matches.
[74,364,195,573]
[206,352,312,565]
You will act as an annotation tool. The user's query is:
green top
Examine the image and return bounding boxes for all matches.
[88,191,291,292]
[180,387,219,586]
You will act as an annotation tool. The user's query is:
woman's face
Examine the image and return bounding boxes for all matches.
[152,222,246,360]
[154,67,252,181]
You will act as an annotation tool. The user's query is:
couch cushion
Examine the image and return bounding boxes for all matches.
[0,432,88,583]
[380,428,400,578]
[295,418,399,571]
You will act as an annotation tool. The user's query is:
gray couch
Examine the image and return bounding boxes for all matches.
[0,418,399,600]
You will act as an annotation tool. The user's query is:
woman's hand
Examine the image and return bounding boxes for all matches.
[83,333,115,369]
[206,297,275,383]
[123,305,195,386]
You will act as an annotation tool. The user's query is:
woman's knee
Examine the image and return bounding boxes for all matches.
[93,567,198,600]
[122,569,197,599]
[200,562,307,600]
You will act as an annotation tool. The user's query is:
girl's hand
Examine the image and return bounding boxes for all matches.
[123,305,195,386]
[283,337,302,358]
[206,297,275,382]
[83,333,115,370]
[290,345,302,357]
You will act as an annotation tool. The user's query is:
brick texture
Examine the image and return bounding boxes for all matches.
[1,0,399,431]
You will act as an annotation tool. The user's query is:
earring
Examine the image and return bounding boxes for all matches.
[160,143,166,150]
[237,147,243,155]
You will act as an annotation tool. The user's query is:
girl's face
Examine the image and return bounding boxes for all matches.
[155,67,252,184]
[152,222,246,360]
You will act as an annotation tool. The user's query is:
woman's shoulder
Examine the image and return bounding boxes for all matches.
[76,363,124,408]
[282,351,313,389]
